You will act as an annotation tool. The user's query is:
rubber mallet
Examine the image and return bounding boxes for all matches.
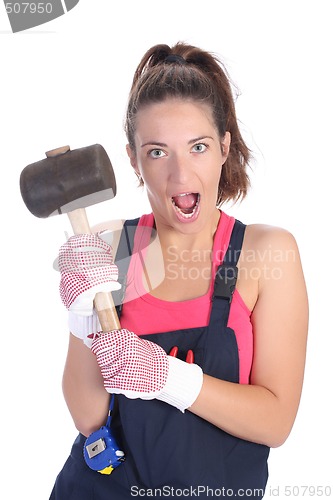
[20,144,121,332]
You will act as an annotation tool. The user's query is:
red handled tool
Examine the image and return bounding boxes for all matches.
[169,346,194,363]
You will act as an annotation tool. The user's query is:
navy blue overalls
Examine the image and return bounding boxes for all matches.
[50,218,270,499]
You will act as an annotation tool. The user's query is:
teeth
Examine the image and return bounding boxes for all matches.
[172,194,200,218]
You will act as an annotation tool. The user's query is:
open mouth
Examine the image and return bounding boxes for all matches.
[171,192,200,220]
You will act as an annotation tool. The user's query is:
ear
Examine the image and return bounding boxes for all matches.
[221,131,231,162]
[126,144,140,175]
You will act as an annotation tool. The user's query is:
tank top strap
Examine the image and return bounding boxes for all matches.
[113,214,246,314]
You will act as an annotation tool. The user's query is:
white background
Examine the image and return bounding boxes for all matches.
[1,1,332,498]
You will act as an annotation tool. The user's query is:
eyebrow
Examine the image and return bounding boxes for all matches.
[141,141,167,148]
[141,136,214,148]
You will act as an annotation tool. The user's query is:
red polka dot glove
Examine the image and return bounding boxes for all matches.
[91,329,204,413]
[57,233,121,317]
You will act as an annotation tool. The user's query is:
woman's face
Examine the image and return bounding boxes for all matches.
[127,99,230,235]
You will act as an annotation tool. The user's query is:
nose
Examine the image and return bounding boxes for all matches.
[169,153,192,185]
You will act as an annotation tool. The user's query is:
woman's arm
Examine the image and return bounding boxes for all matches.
[62,334,111,437]
[61,219,125,437]
[189,226,308,448]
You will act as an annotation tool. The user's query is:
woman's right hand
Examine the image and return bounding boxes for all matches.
[57,233,121,316]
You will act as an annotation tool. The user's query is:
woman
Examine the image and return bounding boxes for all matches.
[50,42,308,499]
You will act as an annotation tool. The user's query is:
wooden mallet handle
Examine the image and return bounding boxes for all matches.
[46,147,121,333]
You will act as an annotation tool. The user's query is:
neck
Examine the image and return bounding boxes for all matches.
[144,209,221,301]
[155,209,221,255]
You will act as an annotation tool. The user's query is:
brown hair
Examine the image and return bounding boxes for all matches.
[125,42,251,205]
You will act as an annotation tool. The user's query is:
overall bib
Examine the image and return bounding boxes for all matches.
[50,218,270,499]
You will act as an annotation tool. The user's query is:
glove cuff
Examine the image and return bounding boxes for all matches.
[68,310,102,348]
[67,280,121,316]
[157,356,203,412]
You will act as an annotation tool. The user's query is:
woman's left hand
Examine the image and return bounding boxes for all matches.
[91,329,203,412]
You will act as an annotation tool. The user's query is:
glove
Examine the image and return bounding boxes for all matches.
[57,232,121,317]
[91,329,203,413]
[68,310,101,348]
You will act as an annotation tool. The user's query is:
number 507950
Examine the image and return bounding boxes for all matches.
[5,3,53,14]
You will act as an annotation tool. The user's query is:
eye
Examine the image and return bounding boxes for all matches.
[191,143,208,153]
[148,148,166,159]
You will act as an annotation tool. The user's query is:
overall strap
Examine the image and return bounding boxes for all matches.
[112,217,246,316]
[112,218,140,316]
[213,219,246,302]
[210,220,246,334]
[203,219,246,384]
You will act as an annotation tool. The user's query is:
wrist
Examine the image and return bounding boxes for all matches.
[157,356,203,412]
[68,310,101,347]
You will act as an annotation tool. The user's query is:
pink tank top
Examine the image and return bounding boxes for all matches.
[120,211,253,384]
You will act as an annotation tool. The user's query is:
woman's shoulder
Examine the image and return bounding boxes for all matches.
[91,214,150,254]
[236,223,304,311]
[245,223,298,244]
[92,213,152,233]
[91,219,127,254]
[241,223,300,266]
[92,218,126,233]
